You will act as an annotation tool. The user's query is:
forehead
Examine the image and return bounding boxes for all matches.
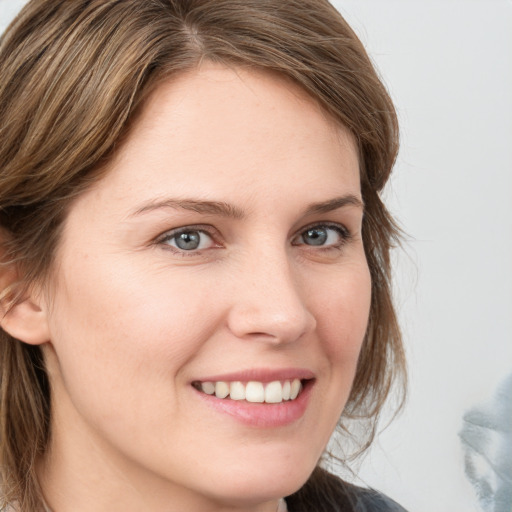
[72,63,360,218]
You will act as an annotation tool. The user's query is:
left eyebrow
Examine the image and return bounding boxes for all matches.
[303,195,364,215]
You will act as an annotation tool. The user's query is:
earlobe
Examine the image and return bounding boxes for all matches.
[0,287,51,346]
[1,229,51,345]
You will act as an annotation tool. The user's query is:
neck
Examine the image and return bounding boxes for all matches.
[40,449,284,512]
[39,370,288,512]
[39,428,285,512]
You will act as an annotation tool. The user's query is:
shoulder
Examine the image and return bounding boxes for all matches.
[344,483,408,512]
[286,467,408,512]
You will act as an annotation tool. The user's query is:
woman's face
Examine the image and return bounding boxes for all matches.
[40,64,371,510]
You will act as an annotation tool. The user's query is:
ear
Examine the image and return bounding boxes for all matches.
[0,287,51,345]
[0,240,50,345]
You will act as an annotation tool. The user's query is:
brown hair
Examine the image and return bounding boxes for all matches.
[0,0,405,510]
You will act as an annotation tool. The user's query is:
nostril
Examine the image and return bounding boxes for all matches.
[226,302,316,344]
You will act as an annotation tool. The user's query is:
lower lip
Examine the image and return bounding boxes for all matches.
[194,380,314,428]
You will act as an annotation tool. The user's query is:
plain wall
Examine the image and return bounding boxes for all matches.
[333,2,512,511]
[1,1,511,511]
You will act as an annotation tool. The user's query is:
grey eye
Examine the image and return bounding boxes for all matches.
[174,231,202,250]
[295,225,347,247]
[302,227,328,246]
[163,229,215,251]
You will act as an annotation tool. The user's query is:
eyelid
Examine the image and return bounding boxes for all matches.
[156,223,215,239]
[292,222,352,247]
[155,224,221,253]
[152,221,353,255]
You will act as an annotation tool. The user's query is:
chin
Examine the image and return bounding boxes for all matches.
[198,453,316,505]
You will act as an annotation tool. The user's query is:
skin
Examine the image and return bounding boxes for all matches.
[9,64,371,511]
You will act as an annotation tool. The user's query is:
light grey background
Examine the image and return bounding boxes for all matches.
[334,2,512,511]
[1,1,511,511]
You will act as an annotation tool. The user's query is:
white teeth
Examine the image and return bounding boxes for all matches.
[215,381,230,399]
[230,381,246,400]
[245,381,265,403]
[199,378,305,403]
[290,378,301,400]
[265,381,283,403]
[282,380,291,400]
[202,382,215,395]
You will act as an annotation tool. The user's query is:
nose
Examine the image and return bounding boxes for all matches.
[226,251,317,344]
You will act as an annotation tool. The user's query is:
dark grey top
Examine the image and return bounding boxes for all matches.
[350,486,408,511]
[284,469,409,512]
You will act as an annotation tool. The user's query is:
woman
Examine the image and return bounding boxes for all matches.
[0,1,406,510]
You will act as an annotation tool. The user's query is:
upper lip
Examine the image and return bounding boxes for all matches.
[192,368,316,384]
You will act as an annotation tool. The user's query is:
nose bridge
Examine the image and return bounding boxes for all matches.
[227,243,316,343]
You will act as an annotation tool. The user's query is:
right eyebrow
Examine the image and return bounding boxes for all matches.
[129,198,246,220]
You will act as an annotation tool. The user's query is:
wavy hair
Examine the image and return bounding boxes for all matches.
[0,1,405,509]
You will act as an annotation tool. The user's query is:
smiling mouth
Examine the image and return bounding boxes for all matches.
[192,379,308,404]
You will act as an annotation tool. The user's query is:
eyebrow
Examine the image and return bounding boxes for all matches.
[303,195,364,215]
[129,194,364,219]
[130,199,245,219]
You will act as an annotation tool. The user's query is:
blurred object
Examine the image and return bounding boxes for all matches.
[459,373,512,512]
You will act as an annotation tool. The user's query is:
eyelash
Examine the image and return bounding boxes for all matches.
[155,222,352,256]
[156,225,219,255]
[291,223,352,250]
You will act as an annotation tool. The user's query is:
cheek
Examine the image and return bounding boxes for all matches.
[313,261,372,364]
[300,260,371,450]
[46,253,220,398]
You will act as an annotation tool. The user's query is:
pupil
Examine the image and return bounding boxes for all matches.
[176,232,200,250]
[305,228,327,246]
